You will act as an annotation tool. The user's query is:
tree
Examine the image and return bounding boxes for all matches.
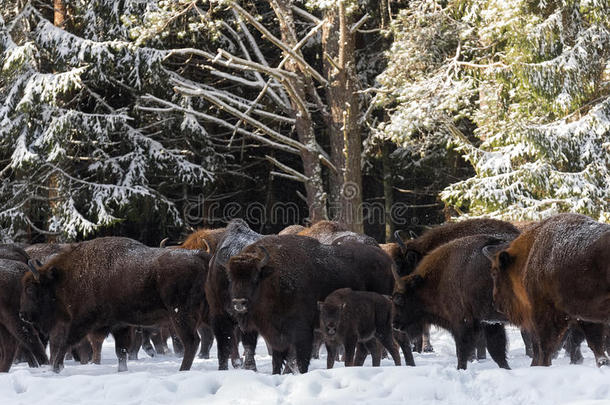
[375,0,610,223]
[0,1,222,241]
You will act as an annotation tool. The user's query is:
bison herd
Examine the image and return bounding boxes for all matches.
[0,213,609,375]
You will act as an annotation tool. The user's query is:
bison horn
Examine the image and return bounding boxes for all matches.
[391,263,404,287]
[27,259,41,281]
[394,230,408,254]
[256,246,270,270]
[481,245,497,261]
[200,238,211,253]
[408,230,417,239]
[160,238,169,248]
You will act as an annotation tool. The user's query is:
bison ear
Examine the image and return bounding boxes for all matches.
[498,251,512,270]
[405,250,420,268]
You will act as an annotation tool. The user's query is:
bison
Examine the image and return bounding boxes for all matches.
[0,258,49,371]
[226,234,402,374]
[318,288,401,368]
[390,218,520,354]
[393,234,512,370]
[206,219,264,371]
[20,237,209,373]
[483,213,610,367]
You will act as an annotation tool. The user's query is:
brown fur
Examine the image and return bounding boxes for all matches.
[393,234,512,370]
[226,234,398,374]
[279,225,305,235]
[179,227,227,252]
[319,288,401,368]
[20,237,210,373]
[297,220,349,238]
[488,213,610,367]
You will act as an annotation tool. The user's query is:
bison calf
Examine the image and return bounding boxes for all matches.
[319,288,401,368]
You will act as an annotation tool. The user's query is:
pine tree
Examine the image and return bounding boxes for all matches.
[375,1,610,222]
[0,1,222,241]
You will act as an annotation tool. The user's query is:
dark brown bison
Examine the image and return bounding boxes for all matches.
[483,213,610,367]
[226,234,402,374]
[318,288,401,368]
[298,220,377,246]
[0,259,49,371]
[0,244,30,264]
[390,218,520,354]
[174,227,227,360]
[20,237,209,373]
[206,219,264,371]
[393,234,512,370]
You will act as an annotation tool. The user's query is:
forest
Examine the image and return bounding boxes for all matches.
[1,0,609,244]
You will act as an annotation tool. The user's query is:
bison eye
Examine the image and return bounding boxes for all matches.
[26,286,35,295]
[392,293,405,307]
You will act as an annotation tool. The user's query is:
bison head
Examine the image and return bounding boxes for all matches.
[20,260,58,327]
[227,246,271,316]
[394,230,422,277]
[391,273,425,332]
[317,301,346,338]
[482,243,527,324]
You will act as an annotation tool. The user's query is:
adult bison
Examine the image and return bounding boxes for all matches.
[206,219,264,371]
[0,258,49,371]
[392,234,512,370]
[483,213,610,367]
[226,234,399,374]
[20,237,209,373]
[173,227,227,360]
[389,218,520,353]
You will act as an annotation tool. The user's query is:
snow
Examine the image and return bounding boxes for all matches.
[3,327,610,405]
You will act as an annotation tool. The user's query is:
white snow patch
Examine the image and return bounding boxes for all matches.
[2,327,610,404]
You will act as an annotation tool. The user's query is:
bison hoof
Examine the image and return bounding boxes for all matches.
[198,352,210,359]
[244,360,257,371]
[232,358,243,369]
[423,344,434,353]
[52,364,64,374]
[596,357,609,367]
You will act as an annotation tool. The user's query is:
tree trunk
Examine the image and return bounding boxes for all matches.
[268,0,327,223]
[48,0,67,242]
[382,142,393,242]
[322,1,363,233]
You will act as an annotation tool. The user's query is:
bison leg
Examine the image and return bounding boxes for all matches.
[394,330,415,366]
[88,330,106,365]
[111,327,131,372]
[241,330,258,371]
[197,324,214,359]
[483,323,510,369]
[343,335,358,367]
[211,315,235,370]
[141,329,156,358]
[378,333,402,367]
[170,324,185,357]
[0,325,17,372]
[579,321,609,367]
[151,327,170,355]
[354,342,369,366]
[563,327,584,365]
[271,349,287,374]
[325,343,337,369]
[128,327,142,361]
[534,313,568,366]
[455,325,477,370]
[476,329,487,360]
[171,315,200,371]
[521,329,534,358]
[311,330,323,360]
[365,340,382,367]
[421,324,433,352]
[75,339,92,364]
[1,311,48,367]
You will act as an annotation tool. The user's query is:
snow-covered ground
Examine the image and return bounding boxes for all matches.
[2,326,610,405]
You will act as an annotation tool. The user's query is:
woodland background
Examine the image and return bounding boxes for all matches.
[0,0,608,244]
